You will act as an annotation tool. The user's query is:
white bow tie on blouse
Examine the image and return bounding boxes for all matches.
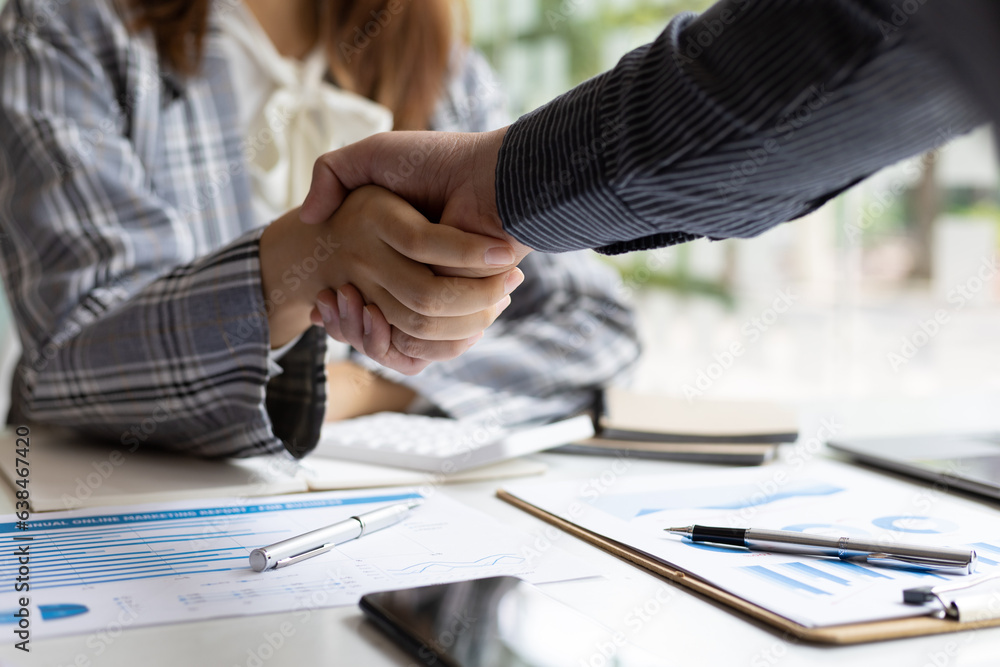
[221,7,394,225]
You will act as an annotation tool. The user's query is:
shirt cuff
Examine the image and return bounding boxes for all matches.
[266,332,304,377]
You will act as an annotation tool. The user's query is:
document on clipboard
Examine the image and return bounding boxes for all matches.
[499,460,1000,643]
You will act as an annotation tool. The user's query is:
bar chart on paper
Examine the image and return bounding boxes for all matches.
[503,461,1000,627]
[0,489,597,639]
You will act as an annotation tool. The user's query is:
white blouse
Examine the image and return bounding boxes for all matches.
[219,3,394,227]
[220,4,391,362]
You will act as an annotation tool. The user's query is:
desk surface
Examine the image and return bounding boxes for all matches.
[4,397,1000,667]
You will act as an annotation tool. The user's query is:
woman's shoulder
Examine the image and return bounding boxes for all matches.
[1,0,155,91]
[2,0,133,44]
[431,47,509,133]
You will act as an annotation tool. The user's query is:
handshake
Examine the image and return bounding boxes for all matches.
[259,126,532,376]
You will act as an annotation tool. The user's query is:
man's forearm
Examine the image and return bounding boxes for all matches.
[495,0,985,255]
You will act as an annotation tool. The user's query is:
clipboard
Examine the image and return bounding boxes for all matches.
[497,489,1000,645]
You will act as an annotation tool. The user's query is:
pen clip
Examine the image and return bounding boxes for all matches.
[903,572,1000,621]
[864,552,976,575]
[274,543,335,569]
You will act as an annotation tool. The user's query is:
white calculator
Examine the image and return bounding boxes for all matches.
[314,412,595,473]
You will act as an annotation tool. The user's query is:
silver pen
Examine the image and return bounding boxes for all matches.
[667,525,977,575]
[250,499,422,572]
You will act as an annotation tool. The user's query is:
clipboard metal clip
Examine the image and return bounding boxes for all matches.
[903,572,1000,622]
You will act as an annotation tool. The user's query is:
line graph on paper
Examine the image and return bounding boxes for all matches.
[389,554,527,575]
[0,490,598,639]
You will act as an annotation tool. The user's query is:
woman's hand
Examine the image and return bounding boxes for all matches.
[259,185,523,374]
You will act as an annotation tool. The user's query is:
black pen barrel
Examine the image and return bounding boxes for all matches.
[691,525,747,547]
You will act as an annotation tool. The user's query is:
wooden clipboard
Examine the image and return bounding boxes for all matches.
[497,489,1000,645]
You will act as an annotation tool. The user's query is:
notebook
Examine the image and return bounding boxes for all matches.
[555,437,778,465]
[597,389,799,443]
[0,426,547,512]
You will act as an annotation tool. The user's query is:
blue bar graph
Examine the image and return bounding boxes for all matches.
[745,565,831,595]
[741,552,938,597]
[0,492,423,592]
[783,562,850,586]
[0,519,258,590]
[823,559,893,580]
[972,542,1000,567]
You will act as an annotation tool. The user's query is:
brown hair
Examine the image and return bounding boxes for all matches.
[127,0,466,130]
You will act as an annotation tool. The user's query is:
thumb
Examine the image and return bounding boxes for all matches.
[299,138,375,224]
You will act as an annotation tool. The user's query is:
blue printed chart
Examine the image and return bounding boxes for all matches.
[0,489,597,639]
[504,460,1000,627]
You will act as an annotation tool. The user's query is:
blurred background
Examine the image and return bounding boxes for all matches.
[0,0,997,417]
[469,0,1000,408]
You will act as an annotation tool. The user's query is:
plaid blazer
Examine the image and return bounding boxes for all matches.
[0,0,639,457]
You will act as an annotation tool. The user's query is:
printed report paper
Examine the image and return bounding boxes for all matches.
[0,488,598,638]
[503,460,1000,627]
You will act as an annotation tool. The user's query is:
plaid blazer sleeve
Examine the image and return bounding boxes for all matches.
[0,0,325,457]
[495,0,987,254]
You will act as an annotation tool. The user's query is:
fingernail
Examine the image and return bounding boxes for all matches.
[337,289,347,319]
[466,331,484,347]
[497,294,512,315]
[484,247,515,266]
[362,306,372,336]
[504,268,524,295]
[317,300,335,324]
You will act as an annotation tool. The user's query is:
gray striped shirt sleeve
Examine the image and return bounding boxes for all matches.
[496,0,987,254]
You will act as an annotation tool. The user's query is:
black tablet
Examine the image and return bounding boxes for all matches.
[829,433,1000,501]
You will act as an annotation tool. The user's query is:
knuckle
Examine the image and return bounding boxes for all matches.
[405,289,437,316]
[392,332,424,359]
[397,224,427,256]
[404,312,436,338]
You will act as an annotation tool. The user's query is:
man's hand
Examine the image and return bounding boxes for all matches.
[300,127,532,265]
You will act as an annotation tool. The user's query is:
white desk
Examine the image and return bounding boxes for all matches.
[4,396,1000,667]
